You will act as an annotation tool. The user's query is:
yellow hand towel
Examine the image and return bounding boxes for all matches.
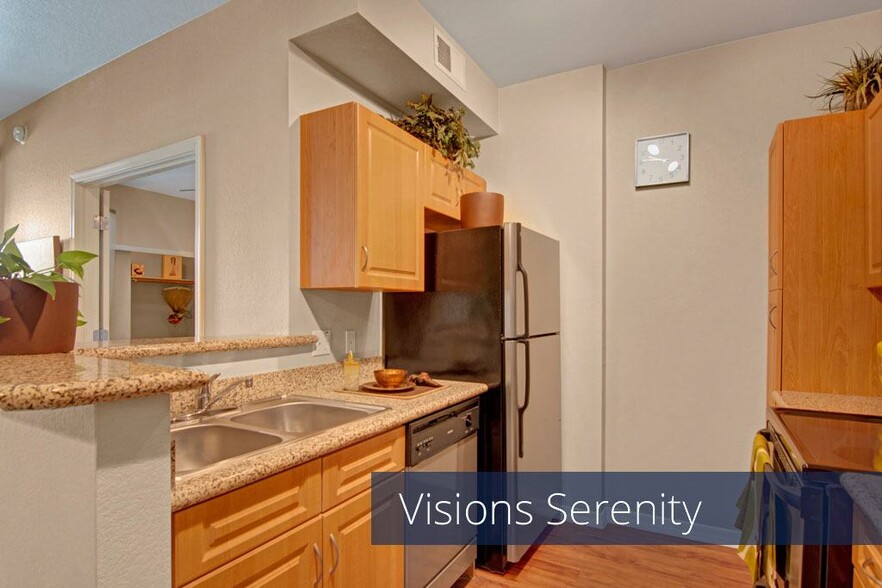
[737,433,772,583]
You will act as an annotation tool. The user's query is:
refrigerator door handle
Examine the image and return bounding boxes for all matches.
[516,339,531,459]
[516,228,530,338]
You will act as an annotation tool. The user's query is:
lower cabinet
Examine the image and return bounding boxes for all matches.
[322,488,404,588]
[183,518,323,587]
[173,428,405,588]
[853,508,882,588]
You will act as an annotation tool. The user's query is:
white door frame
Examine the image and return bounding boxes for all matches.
[70,136,206,340]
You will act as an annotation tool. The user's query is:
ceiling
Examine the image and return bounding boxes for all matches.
[0,0,228,120]
[118,163,196,200]
[419,0,882,86]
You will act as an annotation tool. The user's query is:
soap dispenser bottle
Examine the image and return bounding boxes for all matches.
[343,334,360,391]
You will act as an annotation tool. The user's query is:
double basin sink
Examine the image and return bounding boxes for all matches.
[172,396,386,477]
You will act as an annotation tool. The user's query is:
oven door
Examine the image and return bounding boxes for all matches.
[763,434,827,588]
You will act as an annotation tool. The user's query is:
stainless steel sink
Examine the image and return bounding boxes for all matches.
[172,424,284,476]
[171,396,387,477]
[231,400,383,435]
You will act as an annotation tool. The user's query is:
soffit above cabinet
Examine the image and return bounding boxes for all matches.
[292,0,499,138]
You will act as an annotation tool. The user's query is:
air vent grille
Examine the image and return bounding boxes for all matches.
[436,35,452,72]
[433,27,466,89]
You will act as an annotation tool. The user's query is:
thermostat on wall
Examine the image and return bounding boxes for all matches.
[635,132,690,187]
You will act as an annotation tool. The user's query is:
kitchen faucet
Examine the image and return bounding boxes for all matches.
[171,373,254,423]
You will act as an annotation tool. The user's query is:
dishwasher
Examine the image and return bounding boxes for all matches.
[405,399,479,588]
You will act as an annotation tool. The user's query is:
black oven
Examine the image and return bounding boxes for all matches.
[761,428,853,587]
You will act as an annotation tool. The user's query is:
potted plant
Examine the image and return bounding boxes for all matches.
[0,225,96,354]
[390,94,503,228]
[810,46,882,112]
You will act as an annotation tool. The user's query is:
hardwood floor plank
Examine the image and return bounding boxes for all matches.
[467,544,752,587]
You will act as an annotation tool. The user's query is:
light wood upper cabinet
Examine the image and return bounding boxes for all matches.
[867,93,882,288]
[426,148,488,220]
[300,102,488,291]
[769,124,784,291]
[322,488,404,588]
[300,102,425,291]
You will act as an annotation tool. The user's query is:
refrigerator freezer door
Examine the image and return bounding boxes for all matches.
[503,334,562,563]
[503,224,561,339]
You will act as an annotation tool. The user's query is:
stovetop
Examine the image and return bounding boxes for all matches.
[769,408,882,472]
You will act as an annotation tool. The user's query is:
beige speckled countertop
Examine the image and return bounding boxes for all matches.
[75,334,316,360]
[772,390,882,417]
[172,380,488,511]
[0,354,211,411]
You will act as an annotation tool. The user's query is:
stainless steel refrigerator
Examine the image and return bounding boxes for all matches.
[384,222,562,572]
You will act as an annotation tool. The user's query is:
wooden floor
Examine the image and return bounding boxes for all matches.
[467,543,752,587]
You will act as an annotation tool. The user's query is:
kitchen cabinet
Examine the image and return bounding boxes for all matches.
[426,148,487,220]
[867,93,882,288]
[300,102,488,291]
[769,124,783,291]
[173,460,321,586]
[853,507,882,588]
[766,110,882,399]
[300,102,424,291]
[173,428,405,587]
[322,487,404,588]
[767,290,782,399]
[182,518,322,588]
[322,426,405,510]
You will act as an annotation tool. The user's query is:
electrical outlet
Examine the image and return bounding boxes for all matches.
[312,330,331,357]
[345,330,357,355]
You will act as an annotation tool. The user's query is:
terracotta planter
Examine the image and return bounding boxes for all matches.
[0,280,79,355]
[461,192,504,228]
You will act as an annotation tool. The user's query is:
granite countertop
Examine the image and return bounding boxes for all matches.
[75,334,317,360]
[772,390,882,418]
[172,380,488,511]
[842,473,882,539]
[0,354,211,411]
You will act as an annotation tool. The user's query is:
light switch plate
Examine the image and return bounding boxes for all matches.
[312,330,331,357]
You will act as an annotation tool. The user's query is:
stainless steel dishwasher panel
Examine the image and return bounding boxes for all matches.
[406,400,479,588]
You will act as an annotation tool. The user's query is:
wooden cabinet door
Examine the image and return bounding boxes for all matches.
[183,518,322,588]
[357,109,424,291]
[767,290,782,399]
[173,460,321,586]
[321,427,405,510]
[426,148,460,218]
[460,167,487,198]
[322,489,404,588]
[867,93,882,287]
[769,124,784,291]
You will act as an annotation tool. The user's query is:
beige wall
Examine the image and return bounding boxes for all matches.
[0,0,382,354]
[478,65,606,471]
[605,10,882,471]
[109,184,196,255]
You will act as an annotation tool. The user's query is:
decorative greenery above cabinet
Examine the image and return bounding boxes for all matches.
[299,102,486,292]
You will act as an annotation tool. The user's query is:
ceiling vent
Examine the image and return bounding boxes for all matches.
[434,28,466,90]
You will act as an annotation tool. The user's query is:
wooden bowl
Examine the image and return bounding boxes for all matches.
[374,369,408,388]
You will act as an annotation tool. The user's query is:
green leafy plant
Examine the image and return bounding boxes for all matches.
[0,225,96,325]
[809,46,882,112]
[390,94,481,169]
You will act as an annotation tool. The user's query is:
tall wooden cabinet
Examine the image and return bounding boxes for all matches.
[767,109,882,400]
[867,93,882,287]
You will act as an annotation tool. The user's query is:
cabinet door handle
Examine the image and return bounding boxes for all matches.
[769,250,779,276]
[329,532,340,576]
[768,305,778,330]
[312,543,322,586]
[862,559,882,587]
[361,245,369,271]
